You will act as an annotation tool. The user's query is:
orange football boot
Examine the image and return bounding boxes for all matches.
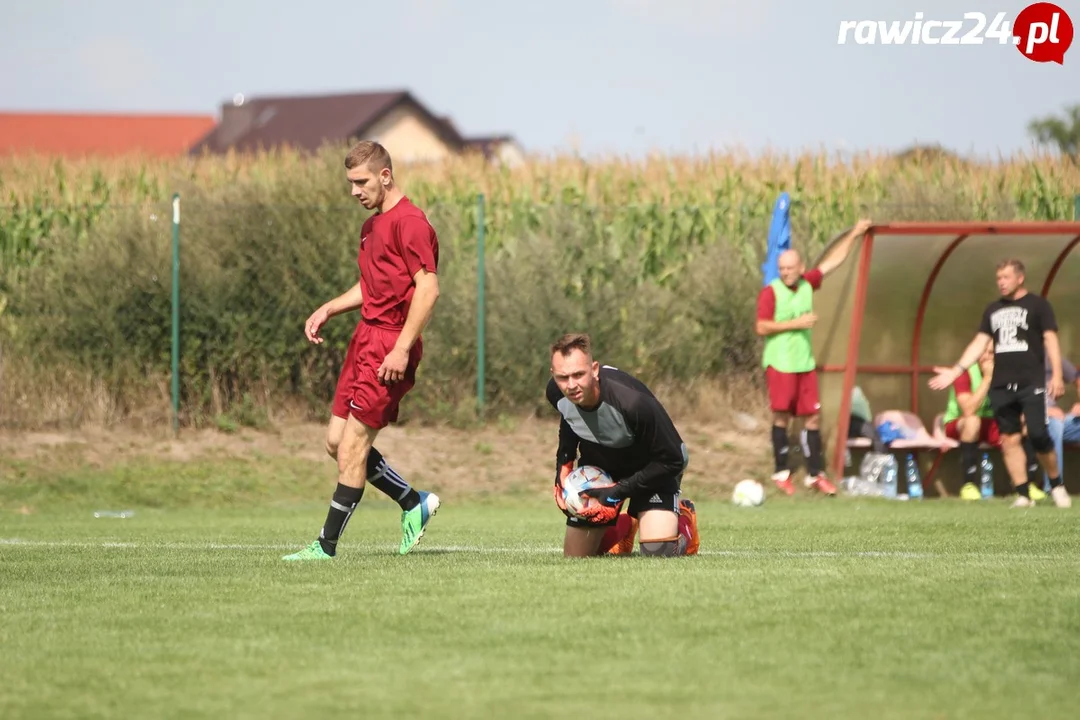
[678,498,700,555]
[772,470,795,496]
[808,473,837,495]
[603,513,638,555]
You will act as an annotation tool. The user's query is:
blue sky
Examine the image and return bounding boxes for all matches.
[1,0,1076,158]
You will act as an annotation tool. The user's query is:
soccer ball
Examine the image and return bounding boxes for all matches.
[562,465,617,518]
[732,479,765,507]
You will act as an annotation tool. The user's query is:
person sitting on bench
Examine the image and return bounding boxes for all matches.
[1044,354,1080,493]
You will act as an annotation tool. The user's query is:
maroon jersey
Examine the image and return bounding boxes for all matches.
[357,197,439,328]
[952,373,973,395]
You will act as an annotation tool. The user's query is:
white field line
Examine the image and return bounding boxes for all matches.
[0,538,1072,561]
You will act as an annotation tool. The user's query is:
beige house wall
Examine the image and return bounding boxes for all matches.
[366,106,455,163]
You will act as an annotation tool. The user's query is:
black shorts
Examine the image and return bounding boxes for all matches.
[565,490,682,528]
[988,384,1047,436]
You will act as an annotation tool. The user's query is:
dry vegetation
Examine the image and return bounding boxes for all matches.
[1,145,1078,436]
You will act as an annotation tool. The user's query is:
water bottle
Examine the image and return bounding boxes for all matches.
[93,510,135,519]
[843,475,884,497]
[905,453,923,500]
[979,453,994,499]
[881,455,898,498]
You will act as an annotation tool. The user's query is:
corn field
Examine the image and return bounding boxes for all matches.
[1,145,1078,430]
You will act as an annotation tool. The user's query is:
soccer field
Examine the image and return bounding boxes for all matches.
[2,498,1078,719]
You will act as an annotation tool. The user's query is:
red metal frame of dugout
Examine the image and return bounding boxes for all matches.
[823,222,1080,482]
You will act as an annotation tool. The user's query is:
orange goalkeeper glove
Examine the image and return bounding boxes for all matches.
[553,480,568,513]
[576,483,627,524]
[553,461,574,514]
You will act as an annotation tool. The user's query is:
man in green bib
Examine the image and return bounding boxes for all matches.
[942,343,1000,500]
[756,219,872,496]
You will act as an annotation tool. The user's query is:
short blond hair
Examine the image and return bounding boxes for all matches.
[551,332,592,359]
[996,258,1025,275]
[344,140,393,173]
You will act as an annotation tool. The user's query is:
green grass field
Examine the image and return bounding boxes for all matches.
[3,494,1079,720]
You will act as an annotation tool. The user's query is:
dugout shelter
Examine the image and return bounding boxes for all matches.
[811,221,1080,495]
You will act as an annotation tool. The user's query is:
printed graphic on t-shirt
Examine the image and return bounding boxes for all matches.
[990,307,1029,353]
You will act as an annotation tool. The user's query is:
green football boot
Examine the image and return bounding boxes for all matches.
[399,491,441,555]
[282,540,334,562]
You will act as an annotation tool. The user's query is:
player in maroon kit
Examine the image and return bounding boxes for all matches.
[756,219,872,497]
[283,141,442,561]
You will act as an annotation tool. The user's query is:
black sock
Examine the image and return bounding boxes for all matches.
[1016,481,1031,499]
[1048,475,1064,489]
[771,426,789,473]
[365,447,421,511]
[960,441,979,487]
[805,429,822,476]
[318,483,365,555]
[1021,437,1041,485]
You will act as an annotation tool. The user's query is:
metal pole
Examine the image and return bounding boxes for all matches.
[476,193,486,419]
[171,193,180,436]
[830,230,875,480]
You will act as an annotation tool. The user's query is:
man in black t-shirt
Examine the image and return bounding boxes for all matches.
[929,258,1070,508]
[547,332,701,557]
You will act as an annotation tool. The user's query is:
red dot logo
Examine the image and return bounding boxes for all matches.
[1013,2,1074,64]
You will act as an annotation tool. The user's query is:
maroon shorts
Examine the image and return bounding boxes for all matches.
[765,367,820,417]
[332,322,422,429]
[944,417,1001,447]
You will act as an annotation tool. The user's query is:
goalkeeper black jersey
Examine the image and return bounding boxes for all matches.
[546,365,688,496]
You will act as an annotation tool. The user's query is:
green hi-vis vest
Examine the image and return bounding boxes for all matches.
[762,277,815,373]
[943,365,994,424]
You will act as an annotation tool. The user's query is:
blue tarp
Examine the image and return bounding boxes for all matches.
[761,192,791,286]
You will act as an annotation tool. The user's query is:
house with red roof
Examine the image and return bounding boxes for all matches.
[0,90,524,165]
[0,112,217,157]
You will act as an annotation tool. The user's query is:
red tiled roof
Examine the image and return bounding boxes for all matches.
[0,112,218,157]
